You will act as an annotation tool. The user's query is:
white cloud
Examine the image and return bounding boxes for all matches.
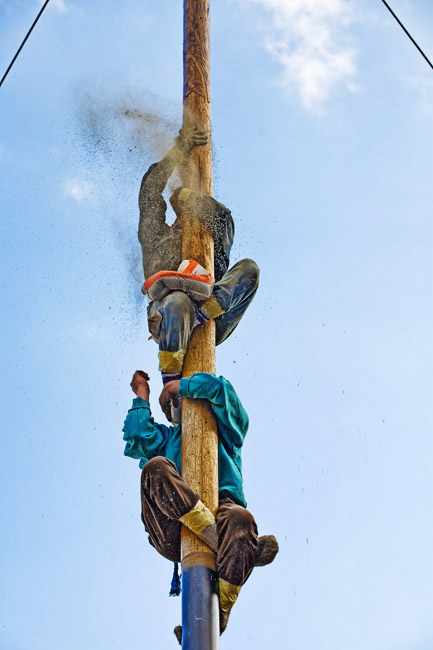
[239,0,359,112]
[62,177,96,202]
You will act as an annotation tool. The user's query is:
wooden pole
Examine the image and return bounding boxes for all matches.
[180,1,219,648]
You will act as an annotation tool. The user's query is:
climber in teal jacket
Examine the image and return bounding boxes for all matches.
[123,371,247,507]
[122,370,278,636]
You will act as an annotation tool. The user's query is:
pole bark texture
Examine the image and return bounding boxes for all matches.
[181,1,219,648]
[181,0,217,556]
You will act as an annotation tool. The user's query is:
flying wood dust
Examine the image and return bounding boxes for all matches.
[76,86,181,320]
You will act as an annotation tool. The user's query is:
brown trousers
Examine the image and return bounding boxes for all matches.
[140,456,258,586]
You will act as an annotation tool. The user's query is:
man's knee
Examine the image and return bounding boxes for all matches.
[218,503,257,536]
[229,505,256,528]
[148,293,193,343]
[155,292,196,355]
[141,456,173,483]
[161,291,195,318]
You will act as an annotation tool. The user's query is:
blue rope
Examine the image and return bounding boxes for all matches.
[169,562,181,597]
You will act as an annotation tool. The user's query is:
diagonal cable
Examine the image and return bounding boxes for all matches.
[380,0,433,71]
[0,0,51,88]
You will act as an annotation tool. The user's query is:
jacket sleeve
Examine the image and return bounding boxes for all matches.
[179,373,248,448]
[122,397,171,463]
[138,153,177,245]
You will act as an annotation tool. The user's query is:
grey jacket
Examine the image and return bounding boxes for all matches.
[138,155,234,282]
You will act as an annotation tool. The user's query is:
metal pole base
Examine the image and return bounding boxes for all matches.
[182,566,219,650]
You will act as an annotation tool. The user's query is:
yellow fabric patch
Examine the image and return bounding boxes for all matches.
[201,294,225,320]
[178,188,192,202]
[158,349,186,373]
[179,500,215,535]
[218,578,242,613]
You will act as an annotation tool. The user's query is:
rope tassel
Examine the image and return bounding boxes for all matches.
[169,562,181,597]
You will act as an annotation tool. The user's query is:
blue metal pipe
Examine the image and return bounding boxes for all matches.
[182,566,219,649]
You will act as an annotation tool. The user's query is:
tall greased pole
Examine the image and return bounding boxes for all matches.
[180,1,219,649]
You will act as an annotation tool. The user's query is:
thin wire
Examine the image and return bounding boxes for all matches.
[380,0,433,71]
[0,0,51,88]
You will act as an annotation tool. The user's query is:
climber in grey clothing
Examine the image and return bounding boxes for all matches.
[138,127,259,384]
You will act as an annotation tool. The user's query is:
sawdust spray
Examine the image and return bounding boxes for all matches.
[75,83,182,320]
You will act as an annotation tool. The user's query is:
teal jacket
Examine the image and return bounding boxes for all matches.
[122,373,248,507]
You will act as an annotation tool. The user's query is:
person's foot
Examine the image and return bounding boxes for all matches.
[255,534,279,567]
[199,525,279,568]
[173,625,182,646]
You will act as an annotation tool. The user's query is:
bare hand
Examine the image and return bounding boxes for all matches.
[176,126,207,153]
[159,380,181,422]
[130,370,150,400]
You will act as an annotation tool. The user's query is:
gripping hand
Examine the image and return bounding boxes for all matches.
[159,380,181,422]
[175,126,207,154]
[130,370,150,400]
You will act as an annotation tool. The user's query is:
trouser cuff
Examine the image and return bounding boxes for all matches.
[158,349,187,374]
[200,294,225,320]
[218,578,242,612]
[179,499,215,535]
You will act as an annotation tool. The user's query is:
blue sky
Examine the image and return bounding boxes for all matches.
[0,1,432,649]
